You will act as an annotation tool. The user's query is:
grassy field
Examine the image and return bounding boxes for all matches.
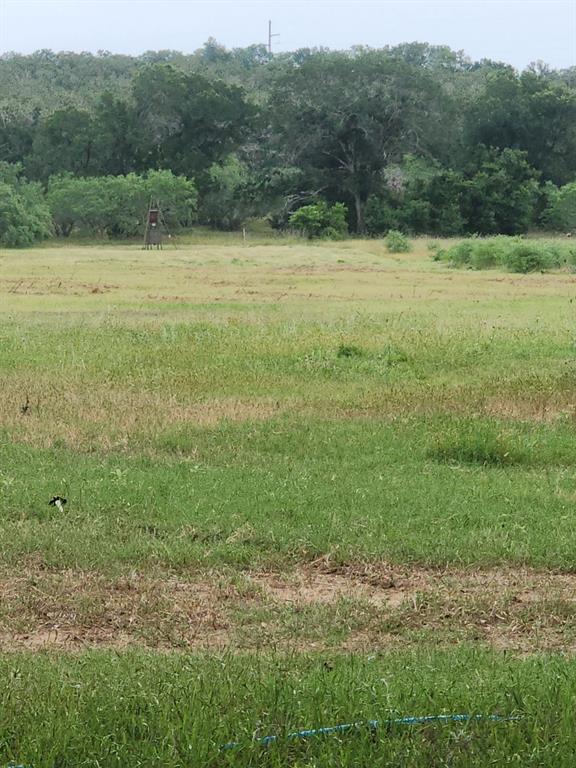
[1,235,576,765]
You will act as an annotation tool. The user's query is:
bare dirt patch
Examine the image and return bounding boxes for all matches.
[1,563,576,653]
[251,566,406,608]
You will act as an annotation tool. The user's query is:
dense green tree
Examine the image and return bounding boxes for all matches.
[0,107,37,166]
[46,170,197,237]
[93,92,139,176]
[396,157,466,235]
[543,182,576,231]
[462,147,539,234]
[268,50,447,232]
[47,175,112,236]
[467,68,576,185]
[130,64,257,180]
[46,174,82,236]
[0,162,52,246]
[424,172,467,235]
[364,157,466,236]
[27,107,97,180]
[520,71,576,185]
[364,195,401,235]
[199,156,258,230]
[364,149,539,237]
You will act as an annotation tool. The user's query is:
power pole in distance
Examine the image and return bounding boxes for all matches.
[268,20,279,54]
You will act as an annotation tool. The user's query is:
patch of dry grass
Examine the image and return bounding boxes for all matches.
[2,563,575,654]
[0,376,284,451]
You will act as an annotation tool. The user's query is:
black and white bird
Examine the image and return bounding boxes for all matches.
[49,496,67,512]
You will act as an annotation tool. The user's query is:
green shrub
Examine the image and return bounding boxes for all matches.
[444,240,474,267]
[469,239,508,269]
[503,242,554,273]
[289,202,348,240]
[435,236,573,273]
[385,229,411,253]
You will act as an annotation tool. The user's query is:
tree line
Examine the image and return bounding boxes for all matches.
[1,42,575,245]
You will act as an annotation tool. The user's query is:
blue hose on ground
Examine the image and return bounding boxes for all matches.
[220,713,523,750]
[5,713,523,764]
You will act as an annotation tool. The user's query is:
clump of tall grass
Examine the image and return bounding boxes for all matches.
[435,236,576,273]
[337,343,364,358]
[428,420,531,467]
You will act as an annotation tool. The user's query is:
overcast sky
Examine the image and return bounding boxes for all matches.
[1,0,575,70]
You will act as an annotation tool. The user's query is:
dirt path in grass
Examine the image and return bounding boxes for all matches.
[1,562,575,653]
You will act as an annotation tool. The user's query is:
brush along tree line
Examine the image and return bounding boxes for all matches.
[0,44,575,246]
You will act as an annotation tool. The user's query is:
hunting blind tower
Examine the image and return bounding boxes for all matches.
[143,200,164,249]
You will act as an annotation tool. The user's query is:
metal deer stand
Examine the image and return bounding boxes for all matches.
[143,200,164,250]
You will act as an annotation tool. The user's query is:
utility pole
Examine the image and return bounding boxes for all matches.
[268,20,279,55]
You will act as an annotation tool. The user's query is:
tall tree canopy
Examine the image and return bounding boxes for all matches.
[466,68,576,185]
[267,51,449,232]
[130,65,257,179]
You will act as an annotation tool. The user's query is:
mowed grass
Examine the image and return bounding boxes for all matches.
[2,236,576,765]
[3,417,576,571]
